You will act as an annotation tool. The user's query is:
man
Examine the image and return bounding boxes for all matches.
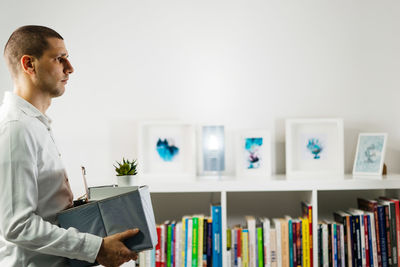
[0,25,138,266]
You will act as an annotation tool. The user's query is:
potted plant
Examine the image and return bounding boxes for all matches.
[114,158,138,186]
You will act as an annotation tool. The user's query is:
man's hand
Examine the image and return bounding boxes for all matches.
[96,228,139,267]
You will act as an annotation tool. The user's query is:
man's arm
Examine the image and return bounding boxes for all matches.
[0,120,102,262]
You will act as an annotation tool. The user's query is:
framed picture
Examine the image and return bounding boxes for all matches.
[353,133,388,177]
[138,121,196,178]
[235,130,271,178]
[285,118,344,178]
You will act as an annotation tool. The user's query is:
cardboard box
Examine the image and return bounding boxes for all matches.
[57,185,157,266]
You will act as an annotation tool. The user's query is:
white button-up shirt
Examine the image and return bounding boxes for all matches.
[0,92,102,266]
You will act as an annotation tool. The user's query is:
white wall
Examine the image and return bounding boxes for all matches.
[1,0,399,197]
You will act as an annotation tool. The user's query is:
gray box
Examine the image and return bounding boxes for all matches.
[57,186,157,267]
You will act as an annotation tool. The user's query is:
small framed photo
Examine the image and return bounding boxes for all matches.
[285,118,344,178]
[235,130,271,178]
[138,121,196,178]
[353,133,388,177]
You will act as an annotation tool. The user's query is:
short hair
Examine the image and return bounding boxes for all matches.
[3,25,63,78]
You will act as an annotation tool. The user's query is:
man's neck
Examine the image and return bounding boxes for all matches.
[14,85,51,114]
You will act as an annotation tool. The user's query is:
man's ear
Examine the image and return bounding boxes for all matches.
[20,55,36,74]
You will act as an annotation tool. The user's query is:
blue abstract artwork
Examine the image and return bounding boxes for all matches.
[156,138,179,162]
[355,135,385,173]
[245,137,263,169]
[306,138,323,159]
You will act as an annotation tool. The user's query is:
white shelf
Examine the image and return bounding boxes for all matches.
[140,174,400,267]
[140,174,400,192]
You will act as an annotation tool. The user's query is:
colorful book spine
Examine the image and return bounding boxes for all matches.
[175,222,182,267]
[212,206,222,267]
[182,217,187,267]
[207,219,213,267]
[358,198,382,267]
[238,227,242,267]
[270,229,277,267]
[187,218,193,267]
[161,223,167,267]
[257,226,264,267]
[243,229,249,267]
[378,205,389,267]
[192,217,199,267]
[167,223,172,267]
[198,216,204,267]
[292,221,297,267]
[156,226,162,267]
[364,215,371,267]
[171,222,176,267]
[302,217,310,267]
[296,221,302,267]
[383,204,393,267]
[263,218,271,267]
[203,218,208,267]
[288,219,293,267]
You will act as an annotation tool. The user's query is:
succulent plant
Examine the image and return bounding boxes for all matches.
[114,158,138,176]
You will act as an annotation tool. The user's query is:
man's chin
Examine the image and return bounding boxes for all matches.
[50,87,66,98]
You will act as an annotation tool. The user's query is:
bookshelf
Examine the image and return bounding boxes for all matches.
[141,174,400,266]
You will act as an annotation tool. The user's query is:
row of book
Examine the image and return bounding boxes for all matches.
[138,205,222,267]
[226,202,313,267]
[318,197,400,267]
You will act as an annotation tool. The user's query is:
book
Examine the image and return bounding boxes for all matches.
[175,222,182,267]
[161,223,167,267]
[212,205,222,267]
[380,198,398,267]
[206,218,213,267]
[366,211,379,267]
[156,226,162,267]
[247,216,257,267]
[57,185,157,267]
[358,198,383,267]
[167,222,173,267]
[192,217,199,267]
[286,217,293,267]
[272,219,282,267]
[280,218,289,267]
[321,223,329,267]
[302,202,313,267]
[257,226,264,267]
[295,220,302,267]
[378,204,390,267]
[347,210,363,267]
[262,218,271,267]
[333,211,353,267]
[301,217,310,267]
[203,218,209,267]
[381,197,400,267]
[198,215,205,267]
[339,224,345,267]
[186,218,193,267]
[270,229,277,267]
[243,229,250,267]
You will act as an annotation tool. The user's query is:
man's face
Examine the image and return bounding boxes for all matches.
[33,37,74,98]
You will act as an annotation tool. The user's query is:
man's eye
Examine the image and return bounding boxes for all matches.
[57,57,64,62]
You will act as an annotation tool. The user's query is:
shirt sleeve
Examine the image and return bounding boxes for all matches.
[0,120,103,263]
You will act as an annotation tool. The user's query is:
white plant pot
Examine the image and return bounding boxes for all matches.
[117,175,137,187]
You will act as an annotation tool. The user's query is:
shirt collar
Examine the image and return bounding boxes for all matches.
[3,91,52,127]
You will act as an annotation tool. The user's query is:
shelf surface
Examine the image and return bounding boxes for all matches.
[134,174,400,192]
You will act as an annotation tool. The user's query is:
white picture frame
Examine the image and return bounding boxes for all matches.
[285,118,344,178]
[138,121,196,178]
[235,130,271,179]
[352,133,388,177]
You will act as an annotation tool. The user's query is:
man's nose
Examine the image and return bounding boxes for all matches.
[64,59,74,74]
